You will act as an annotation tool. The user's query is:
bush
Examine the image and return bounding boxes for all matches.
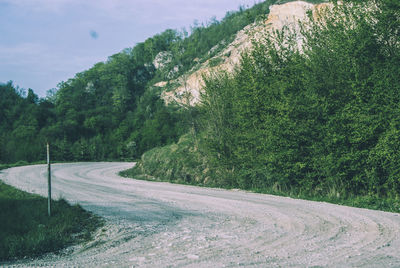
[199,1,400,199]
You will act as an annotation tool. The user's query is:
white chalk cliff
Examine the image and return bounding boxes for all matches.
[158,1,330,106]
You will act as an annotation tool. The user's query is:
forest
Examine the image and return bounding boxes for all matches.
[0,0,274,163]
[127,0,400,204]
[2,0,399,205]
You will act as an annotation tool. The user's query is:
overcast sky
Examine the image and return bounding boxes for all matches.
[0,0,261,97]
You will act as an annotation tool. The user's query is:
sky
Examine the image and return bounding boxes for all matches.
[0,0,261,97]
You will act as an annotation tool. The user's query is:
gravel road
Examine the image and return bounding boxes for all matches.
[1,162,400,267]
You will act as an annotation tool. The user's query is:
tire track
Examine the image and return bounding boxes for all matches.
[1,163,400,267]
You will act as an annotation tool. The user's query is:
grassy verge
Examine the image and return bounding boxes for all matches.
[0,181,103,262]
[0,161,44,171]
[123,165,400,213]
[120,134,211,186]
[249,187,400,213]
[121,134,400,214]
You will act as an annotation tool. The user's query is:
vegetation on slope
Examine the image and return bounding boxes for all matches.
[0,181,102,261]
[0,1,286,261]
[2,0,399,214]
[121,134,209,185]
[0,1,279,164]
[125,0,400,211]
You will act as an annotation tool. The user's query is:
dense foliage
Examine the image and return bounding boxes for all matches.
[4,0,398,207]
[128,0,400,204]
[0,1,277,164]
[0,84,50,163]
[0,58,188,162]
[200,0,400,199]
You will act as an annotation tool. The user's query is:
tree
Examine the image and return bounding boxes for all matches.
[199,0,400,197]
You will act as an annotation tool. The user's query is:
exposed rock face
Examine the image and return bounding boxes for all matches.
[160,1,330,106]
[153,51,173,70]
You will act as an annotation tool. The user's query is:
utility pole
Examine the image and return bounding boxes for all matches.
[47,143,51,217]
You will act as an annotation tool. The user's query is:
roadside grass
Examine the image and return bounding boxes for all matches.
[123,165,400,214]
[249,187,400,214]
[120,134,400,214]
[0,161,37,171]
[120,134,210,186]
[0,181,103,262]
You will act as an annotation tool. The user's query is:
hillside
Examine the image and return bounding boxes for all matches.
[2,0,400,210]
[126,0,400,210]
[160,1,330,106]
[0,0,281,163]
[2,0,329,164]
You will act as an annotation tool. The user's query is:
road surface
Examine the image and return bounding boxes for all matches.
[1,162,400,267]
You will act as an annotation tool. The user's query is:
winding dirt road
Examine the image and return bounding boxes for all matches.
[1,162,400,267]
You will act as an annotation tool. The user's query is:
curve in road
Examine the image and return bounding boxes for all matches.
[1,162,400,267]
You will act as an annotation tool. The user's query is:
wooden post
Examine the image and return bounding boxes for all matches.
[47,143,51,217]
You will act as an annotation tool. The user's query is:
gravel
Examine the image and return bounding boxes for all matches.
[1,162,400,267]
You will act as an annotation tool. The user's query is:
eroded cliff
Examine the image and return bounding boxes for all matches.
[158,1,331,106]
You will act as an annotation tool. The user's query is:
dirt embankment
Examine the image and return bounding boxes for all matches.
[161,1,331,106]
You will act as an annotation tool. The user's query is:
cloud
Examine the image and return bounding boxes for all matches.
[0,0,258,22]
[0,41,105,74]
[0,0,130,14]
[0,0,80,12]
[0,0,261,96]
[0,41,109,95]
[0,43,46,62]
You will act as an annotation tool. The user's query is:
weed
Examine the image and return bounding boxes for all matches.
[0,182,102,261]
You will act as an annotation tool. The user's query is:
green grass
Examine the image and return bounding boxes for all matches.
[0,182,103,262]
[124,164,400,214]
[121,134,400,215]
[0,161,32,171]
[249,187,400,213]
[120,134,210,185]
